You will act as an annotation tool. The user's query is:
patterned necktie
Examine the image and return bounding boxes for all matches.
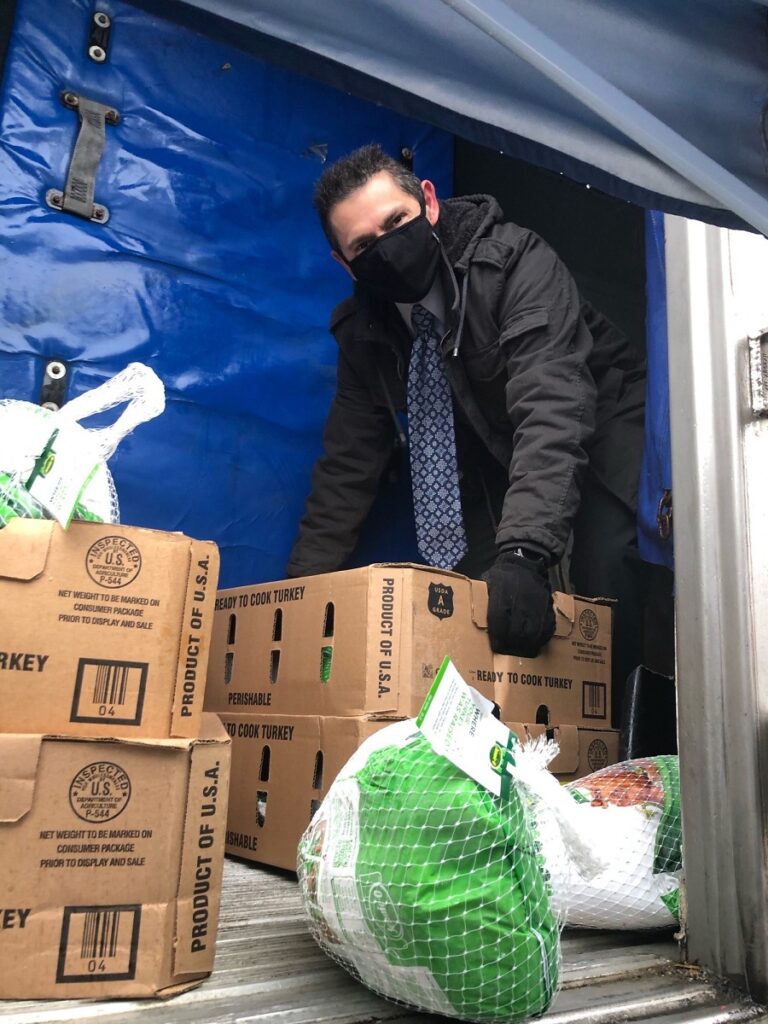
[407,304,468,569]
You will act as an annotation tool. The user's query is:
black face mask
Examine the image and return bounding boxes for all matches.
[347,212,441,303]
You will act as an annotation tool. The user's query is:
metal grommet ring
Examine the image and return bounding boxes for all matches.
[94,11,111,28]
[88,44,106,63]
[46,361,67,380]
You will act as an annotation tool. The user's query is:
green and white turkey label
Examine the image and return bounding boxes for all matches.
[25,421,100,527]
[416,657,518,797]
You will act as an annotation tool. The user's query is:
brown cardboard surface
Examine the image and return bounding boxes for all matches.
[505,722,620,782]
[0,519,219,738]
[220,712,619,872]
[221,713,388,872]
[206,564,612,728]
[0,714,230,999]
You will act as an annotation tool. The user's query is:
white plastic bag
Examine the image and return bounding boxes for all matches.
[0,363,165,527]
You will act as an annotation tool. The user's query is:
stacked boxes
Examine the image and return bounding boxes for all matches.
[205,563,618,871]
[0,518,230,999]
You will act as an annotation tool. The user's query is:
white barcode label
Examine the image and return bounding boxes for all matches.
[582,681,607,720]
[57,905,141,983]
[71,658,148,725]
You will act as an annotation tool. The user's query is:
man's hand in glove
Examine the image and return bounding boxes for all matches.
[484,549,556,658]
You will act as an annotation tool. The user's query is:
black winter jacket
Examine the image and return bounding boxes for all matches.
[287,195,645,576]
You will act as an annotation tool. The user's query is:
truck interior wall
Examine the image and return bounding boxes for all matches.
[454,139,647,357]
[0,0,450,587]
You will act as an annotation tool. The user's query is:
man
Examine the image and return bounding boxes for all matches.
[287,144,645,718]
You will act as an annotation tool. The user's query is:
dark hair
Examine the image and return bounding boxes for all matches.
[314,143,423,249]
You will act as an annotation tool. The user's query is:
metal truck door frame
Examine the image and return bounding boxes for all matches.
[667,213,768,1000]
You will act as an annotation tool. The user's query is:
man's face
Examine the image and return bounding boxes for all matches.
[329,171,440,266]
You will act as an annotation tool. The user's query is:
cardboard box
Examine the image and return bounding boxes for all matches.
[206,565,612,728]
[0,518,219,738]
[220,712,619,871]
[0,714,230,999]
[507,722,620,784]
[221,714,384,871]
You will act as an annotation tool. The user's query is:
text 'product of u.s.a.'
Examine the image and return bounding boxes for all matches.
[0,362,165,528]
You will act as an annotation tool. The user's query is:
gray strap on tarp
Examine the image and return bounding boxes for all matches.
[46,92,119,224]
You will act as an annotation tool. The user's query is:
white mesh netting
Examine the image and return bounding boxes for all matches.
[555,757,681,929]
[0,363,164,528]
[298,714,682,1024]
[509,745,682,932]
[298,721,564,1024]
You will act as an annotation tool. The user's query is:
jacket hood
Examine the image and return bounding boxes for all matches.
[436,194,505,273]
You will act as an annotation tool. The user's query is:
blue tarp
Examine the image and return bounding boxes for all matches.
[4,0,754,579]
[155,0,768,235]
[638,212,673,570]
[0,0,451,585]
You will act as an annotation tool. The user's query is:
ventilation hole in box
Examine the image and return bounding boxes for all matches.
[272,608,283,642]
[227,613,237,646]
[310,799,322,820]
[320,646,333,683]
[312,751,324,790]
[535,704,550,726]
[256,791,268,828]
[270,649,280,684]
[323,602,335,637]
[224,652,234,685]
[546,725,556,742]
[259,745,271,782]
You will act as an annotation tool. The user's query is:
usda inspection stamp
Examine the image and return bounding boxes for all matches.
[85,536,142,589]
[69,762,132,822]
[587,739,610,772]
[578,607,600,642]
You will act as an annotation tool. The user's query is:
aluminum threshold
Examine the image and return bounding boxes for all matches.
[1,858,765,1024]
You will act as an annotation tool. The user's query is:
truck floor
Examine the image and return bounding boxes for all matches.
[1,858,765,1024]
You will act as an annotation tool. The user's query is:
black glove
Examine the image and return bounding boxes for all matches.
[484,550,556,658]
